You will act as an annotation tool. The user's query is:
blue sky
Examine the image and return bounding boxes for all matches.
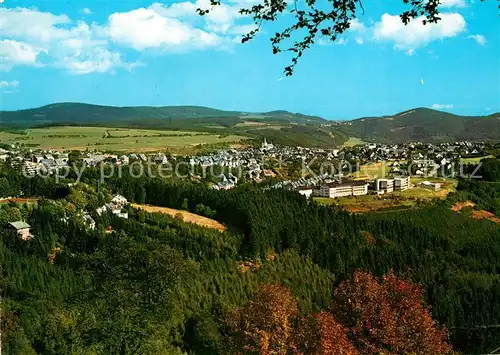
[0,0,498,119]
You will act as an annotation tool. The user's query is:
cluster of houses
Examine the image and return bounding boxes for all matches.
[6,194,129,240]
[1,139,490,192]
[82,152,168,166]
[211,173,238,190]
[23,152,69,175]
[96,194,129,219]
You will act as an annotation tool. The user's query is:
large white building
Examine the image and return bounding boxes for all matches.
[394,176,411,191]
[375,179,394,194]
[318,181,369,198]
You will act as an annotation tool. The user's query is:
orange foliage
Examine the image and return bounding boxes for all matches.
[227,271,453,355]
[226,284,299,355]
[330,270,453,355]
[293,312,358,355]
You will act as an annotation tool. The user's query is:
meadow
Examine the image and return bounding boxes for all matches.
[0,126,245,152]
[459,155,495,164]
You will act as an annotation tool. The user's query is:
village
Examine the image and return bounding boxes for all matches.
[0,139,489,196]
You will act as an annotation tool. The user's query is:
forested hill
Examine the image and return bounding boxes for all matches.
[1,160,500,354]
[338,108,500,142]
[0,102,326,128]
[2,104,498,143]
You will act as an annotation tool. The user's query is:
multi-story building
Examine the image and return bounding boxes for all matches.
[394,176,411,191]
[319,181,369,198]
[375,178,394,193]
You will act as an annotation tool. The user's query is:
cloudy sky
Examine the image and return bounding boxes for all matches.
[0,0,498,119]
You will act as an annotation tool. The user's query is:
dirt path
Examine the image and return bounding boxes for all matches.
[132,203,226,231]
[0,197,39,204]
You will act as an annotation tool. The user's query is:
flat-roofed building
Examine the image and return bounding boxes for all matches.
[319,181,369,198]
[394,176,411,191]
[418,181,441,191]
[375,178,394,193]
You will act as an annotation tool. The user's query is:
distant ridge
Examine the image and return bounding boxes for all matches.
[1,103,498,143]
[338,107,500,143]
[0,102,325,127]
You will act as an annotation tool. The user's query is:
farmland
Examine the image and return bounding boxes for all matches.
[0,126,245,153]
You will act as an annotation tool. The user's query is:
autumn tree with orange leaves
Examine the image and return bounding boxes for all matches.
[226,284,300,355]
[331,270,453,355]
[226,271,454,355]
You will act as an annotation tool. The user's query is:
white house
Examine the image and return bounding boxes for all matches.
[82,213,96,230]
[419,181,441,191]
[297,186,313,199]
[111,194,128,206]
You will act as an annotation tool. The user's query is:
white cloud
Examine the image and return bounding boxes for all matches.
[467,34,487,45]
[0,80,20,88]
[355,37,364,45]
[421,79,424,85]
[439,0,467,8]
[83,8,92,15]
[0,7,71,43]
[406,49,416,56]
[432,104,453,109]
[0,39,44,70]
[349,19,365,32]
[0,7,136,73]
[107,1,255,51]
[373,13,466,50]
[108,7,222,51]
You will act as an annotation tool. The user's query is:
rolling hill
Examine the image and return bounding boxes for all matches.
[0,104,498,145]
[337,108,500,143]
[0,102,325,128]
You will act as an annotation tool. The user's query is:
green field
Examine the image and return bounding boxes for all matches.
[314,195,415,213]
[342,137,366,147]
[393,177,458,199]
[350,161,391,179]
[460,155,495,164]
[0,126,245,152]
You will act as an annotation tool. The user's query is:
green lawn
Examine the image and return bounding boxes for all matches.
[314,195,415,213]
[0,126,245,152]
[460,155,495,164]
[393,177,458,199]
[350,162,391,179]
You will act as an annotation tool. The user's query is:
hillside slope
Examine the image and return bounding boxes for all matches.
[0,102,325,128]
[338,108,500,142]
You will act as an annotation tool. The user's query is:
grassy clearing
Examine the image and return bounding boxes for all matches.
[0,126,245,153]
[314,195,415,213]
[342,137,366,147]
[350,162,391,180]
[132,203,226,231]
[460,155,495,164]
[393,177,458,199]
